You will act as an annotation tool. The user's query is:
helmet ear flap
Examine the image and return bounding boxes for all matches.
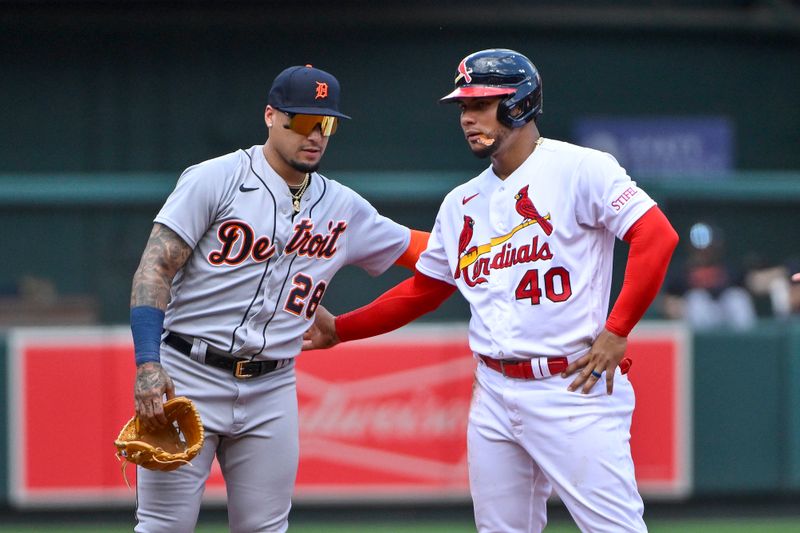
[509,97,532,119]
[497,88,541,128]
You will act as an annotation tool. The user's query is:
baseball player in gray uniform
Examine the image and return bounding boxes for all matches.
[129,65,428,532]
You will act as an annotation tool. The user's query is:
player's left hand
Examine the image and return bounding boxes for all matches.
[562,328,627,395]
[302,305,340,351]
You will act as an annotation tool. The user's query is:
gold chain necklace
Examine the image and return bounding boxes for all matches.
[290,173,310,213]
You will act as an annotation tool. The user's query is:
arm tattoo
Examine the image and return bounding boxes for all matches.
[131,223,193,309]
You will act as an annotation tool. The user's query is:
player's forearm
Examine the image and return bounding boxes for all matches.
[131,268,174,311]
[130,223,193,365]
[393,229,430,270]
[131,223,193,309]
[605,207,679,337]
[335,270,456,342]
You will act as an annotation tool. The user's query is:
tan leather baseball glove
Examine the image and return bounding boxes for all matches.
[114,396,204,478]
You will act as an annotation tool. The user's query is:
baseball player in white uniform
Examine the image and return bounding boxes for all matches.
[128,65,428,532]
[303,49,679,532]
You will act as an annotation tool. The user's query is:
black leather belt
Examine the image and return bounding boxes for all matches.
[163,332,289,379]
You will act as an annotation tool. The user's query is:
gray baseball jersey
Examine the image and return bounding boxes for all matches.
[138,144,410,533]
[155,144,410,358]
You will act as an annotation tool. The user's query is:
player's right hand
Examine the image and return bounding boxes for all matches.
[302,305,340,350]
[134,362,176,431]
[563,329,627,395]
[792,272,800,282]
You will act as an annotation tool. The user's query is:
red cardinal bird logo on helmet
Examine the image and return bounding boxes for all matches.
[455,58,473,84]
[514,185,553,235]
[455,215,476,278]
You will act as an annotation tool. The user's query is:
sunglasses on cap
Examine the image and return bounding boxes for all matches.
[282,111,338,137]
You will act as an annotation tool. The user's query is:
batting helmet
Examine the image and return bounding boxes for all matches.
[440,49,543,128]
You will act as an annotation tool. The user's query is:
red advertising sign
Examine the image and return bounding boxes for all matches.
[626,325,692,497]
[295,326,473,501]
[7,323,689,507]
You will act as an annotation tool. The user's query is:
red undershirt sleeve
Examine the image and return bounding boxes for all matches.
[605,206,679,337]
[336,270,457,342]
[393,229,430,270]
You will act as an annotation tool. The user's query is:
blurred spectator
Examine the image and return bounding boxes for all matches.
[662,222,756,330]
[0,275,98,325]
[790,269,800,313]
[742,255,796,319]
[18,275,58,306]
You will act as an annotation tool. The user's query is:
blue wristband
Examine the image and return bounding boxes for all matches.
[131,306,165,366]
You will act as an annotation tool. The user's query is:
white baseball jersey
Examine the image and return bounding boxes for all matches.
[155,144,410,359]
[416,138,655,359]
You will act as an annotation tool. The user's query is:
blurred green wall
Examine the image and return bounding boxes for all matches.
[0,172,797,324]
[2,4,799,175]
[3,4,798,319]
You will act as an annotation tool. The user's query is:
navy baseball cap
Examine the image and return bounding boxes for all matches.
[268,65,351,119]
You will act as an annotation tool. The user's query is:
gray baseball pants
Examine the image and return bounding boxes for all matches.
[135,343,299,533]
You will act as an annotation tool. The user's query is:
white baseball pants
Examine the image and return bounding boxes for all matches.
[468,360,647,533]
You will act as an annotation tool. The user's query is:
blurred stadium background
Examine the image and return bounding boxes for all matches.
[2,0,800,531]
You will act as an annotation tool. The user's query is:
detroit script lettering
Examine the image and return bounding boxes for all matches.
[207,218,347,266]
